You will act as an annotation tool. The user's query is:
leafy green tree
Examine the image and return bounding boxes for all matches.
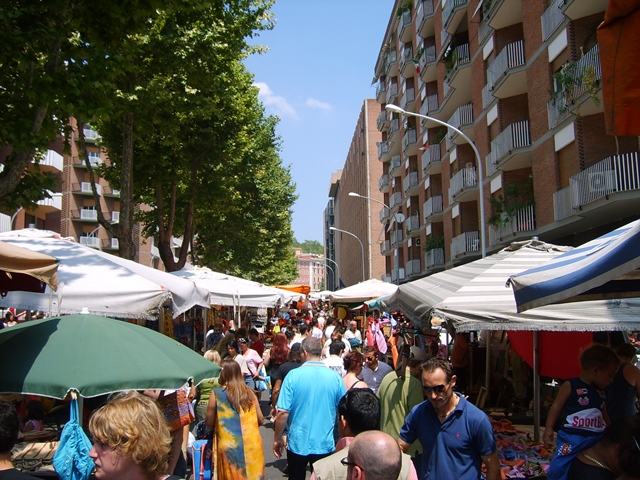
[293,239,324,254]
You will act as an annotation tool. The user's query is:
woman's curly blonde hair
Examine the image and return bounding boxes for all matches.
[89,391,171,477]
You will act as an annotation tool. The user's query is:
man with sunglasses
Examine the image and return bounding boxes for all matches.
[398,357,501,480]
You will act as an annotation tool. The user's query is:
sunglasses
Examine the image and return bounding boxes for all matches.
[341,457,363,470]
[423,384,447,395]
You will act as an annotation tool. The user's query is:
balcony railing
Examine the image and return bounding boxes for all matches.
[71,209,98,221]
[102,186,120,197]
[390,191,403,209]
[487,40,526,92]
[547,44,601,128]
[405,259,422,276]
[79,236,101,248]
[448,167,477,202]
[391,268,405,283]
[391,229,404,246]
[377,141,389,160]
[423,195,443,221]
[416,0,435,34]
[422,142,442,173]
[380,240,392,255]
[38,150,64,171]
[36,193,62,211]
[542,0,566,41]
[451,231,480,258]
[376,80,387,102]
[403,171,419,194]
[553,152,640,221]
[385,50,398,73]
[386,83,399,104]
[402,129,417,152]
[488,205,536,245]
[377,110,387,131]
[486,120,531,172]
[399,9,412,40]
[389,118,400,139]
[380,206,391,223]
[419,45,437,73]
[73,182,102,195]
[444,43,471,83]
[447,103,474,133]
[379,174,390,192]
[420,93,439,120]
[389,155,402,176]
[402,87,416,111]
[425,247,445,268]
[83,128,101,142]
[406,214,420,233]
[443,0,468,28]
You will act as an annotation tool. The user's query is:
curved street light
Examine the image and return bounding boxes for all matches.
[385,104,486,258]
[348,191,404,285]
[324,257,340,290]
[329,226,366,283]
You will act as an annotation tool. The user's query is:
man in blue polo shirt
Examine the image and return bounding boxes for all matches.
[399,357,501,480]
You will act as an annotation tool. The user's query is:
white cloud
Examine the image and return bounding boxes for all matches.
[305,97,332,111]
[254,82,298,119]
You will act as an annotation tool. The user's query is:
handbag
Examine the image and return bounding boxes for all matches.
[191,438,213,480]
[52,396,94,480]
[157,389,194,432]
[254,366,269,392]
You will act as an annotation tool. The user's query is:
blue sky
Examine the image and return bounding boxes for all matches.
[244,0,392,243]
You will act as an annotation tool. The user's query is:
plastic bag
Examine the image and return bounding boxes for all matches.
[53,397,94,480]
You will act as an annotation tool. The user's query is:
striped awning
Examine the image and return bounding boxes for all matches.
[510,218,640,312]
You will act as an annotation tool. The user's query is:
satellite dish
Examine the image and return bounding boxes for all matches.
[394,213,405,223]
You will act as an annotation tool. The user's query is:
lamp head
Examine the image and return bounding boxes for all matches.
[348,192,361,197]
[329,226,337,231]
[385,104,405,114]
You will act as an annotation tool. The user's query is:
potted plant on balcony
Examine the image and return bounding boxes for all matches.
[423,235,444,252]
[488,178,534,227]
[396,1,412,18]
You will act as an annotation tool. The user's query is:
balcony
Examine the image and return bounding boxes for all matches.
[487,40,527,99]
[376,79,387,103]
[443,0,468,34]
[377,110,388,131]
[103,238,120,251]
[420,93,439,120]
[391,229,404,247]
[379,174,390,193]
[542,0,566,41]
[484,0,522,30]
[72,155,103,168]
[82,127,101,143]
[71,209,98,222]
[425,247,445,269]
[390,191,403,210]
[488,205,536,246]
[398,8,413,43]
[401,87,416,112]
[485,120,532,176]
[377,141,390,161]
[403,171,420,196]
[380,240,392,256]
[110,211,120,224]
[79,236,101,249]
[32,192,62,216]
[423,195,444,222]
[391,268,405,283]
[553,152,640,222]
[72,182,102,196]
[448,166,477,203]
[388,118,401,142]
[421,142,442,175]
[400,44,416,78]
[419,44,438,82]
[451,231,480,259]
[405,259,422,277]
[447,103,474,144]
[406,214,421,236]
[379,206,391,223]
[388,155,402,177]
[386,82,399,104]
[560,0,608,21]
[547,44,602,129]
[443,43,471,91]
[402,128,418,155]
[34,150,63,173]
[416,0,436,38]
[386,49,398,77]
[102,186,120,197]
[381,273,392,283]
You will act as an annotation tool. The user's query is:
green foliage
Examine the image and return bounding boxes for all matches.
[488,178,534,227]
[423,235,444,252]
[293,239,324,254]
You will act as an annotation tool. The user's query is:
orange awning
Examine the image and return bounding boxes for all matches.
[274,285,311,296]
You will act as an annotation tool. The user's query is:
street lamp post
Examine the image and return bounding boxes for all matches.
[385,104,486,258]
[325,257,340,290]
[329,226,365,283]
[322,263,335,291]
[348,192,404,285]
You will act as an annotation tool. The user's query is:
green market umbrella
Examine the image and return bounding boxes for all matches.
[0,314,221,399]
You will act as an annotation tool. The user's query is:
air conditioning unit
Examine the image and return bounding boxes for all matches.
[588,171,616,193]
[416,238,421,246]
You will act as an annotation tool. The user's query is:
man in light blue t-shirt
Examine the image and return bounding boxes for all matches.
[274,336,346,480]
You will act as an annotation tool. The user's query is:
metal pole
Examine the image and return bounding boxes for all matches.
[325,257,340,290]
[330,227,365,283]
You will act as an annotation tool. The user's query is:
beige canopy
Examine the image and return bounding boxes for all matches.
[0,240,59,293]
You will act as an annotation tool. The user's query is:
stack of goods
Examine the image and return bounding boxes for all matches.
[491,419,552,479]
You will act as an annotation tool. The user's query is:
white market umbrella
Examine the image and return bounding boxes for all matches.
[330,278,398,305]
[0,230,210,320]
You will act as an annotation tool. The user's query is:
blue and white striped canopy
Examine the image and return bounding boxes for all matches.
[510,218,640,312]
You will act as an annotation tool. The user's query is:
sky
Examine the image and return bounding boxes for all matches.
[243,0,393,243]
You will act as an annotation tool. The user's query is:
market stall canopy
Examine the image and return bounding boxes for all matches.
[171,266,297,308]
[509,218,640,312]
[0,314,221,399]
[330,279,398,307]
[0,230,210,320]
[0,240,59,294]
[275,284,311,296]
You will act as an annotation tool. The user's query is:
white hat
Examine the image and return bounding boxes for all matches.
[410,346,425,361]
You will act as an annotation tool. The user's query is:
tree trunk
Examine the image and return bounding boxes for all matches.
[119,111,137,260]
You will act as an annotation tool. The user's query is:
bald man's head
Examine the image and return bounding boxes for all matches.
[348,430,402,480]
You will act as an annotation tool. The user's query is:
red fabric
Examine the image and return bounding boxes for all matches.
[507,331,593,380]
[597,0,640,135]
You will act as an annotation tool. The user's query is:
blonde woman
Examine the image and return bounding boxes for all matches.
[194,350,222,424]
[205,359,265,480]
[89,391,182,480]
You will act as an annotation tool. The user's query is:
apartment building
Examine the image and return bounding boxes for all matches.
[364,0,640,282]
[292,249,325,292]
[326,99,388,288]
[4,120,157,267]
